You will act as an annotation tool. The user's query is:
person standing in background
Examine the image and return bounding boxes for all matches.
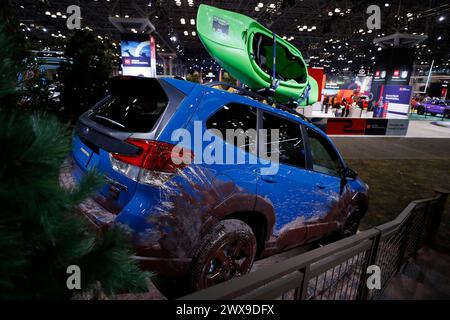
[341,97,348,117]
[325,95,330,114]
[322,95,329,114]
[344,95,352,117]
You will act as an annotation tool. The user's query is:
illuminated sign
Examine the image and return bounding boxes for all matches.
[121,34,156,77]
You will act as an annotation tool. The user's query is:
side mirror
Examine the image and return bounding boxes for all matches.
[343,167,358,181]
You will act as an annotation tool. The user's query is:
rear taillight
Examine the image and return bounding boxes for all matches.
[110,139,193,186]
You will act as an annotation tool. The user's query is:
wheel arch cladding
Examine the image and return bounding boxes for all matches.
[223,211,269,257]
[352,192,369,219]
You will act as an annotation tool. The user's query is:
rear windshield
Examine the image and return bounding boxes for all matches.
[89,78,169,132]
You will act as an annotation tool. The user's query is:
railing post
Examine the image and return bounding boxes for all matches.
[356,230,381,300]
[425,189,450,245]
[294,265,310,300]
[396,213,414,272]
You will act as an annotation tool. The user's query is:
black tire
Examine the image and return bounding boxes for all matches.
[151,274,190,300]
[188,219,256,292]
[444,110,450,119]
[341,207,362,238]
[417,107,425,115]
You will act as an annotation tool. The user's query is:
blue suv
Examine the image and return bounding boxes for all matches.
[66,76,369,297]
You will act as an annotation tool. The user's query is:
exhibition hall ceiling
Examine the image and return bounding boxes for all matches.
[10,0,450,73]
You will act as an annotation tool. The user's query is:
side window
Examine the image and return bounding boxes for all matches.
[306,128,342,176]
[262,112,306,168]
[206,103,257,154]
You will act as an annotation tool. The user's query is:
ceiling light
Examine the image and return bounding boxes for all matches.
[334,8,341,13]
[385,3,390,7]
[190,19,195,25]
[257,2,264,7]
[45,11,51,16]
[180,18,185,24]
[192,31,196,36]
[269,3,275,8]
[184,30,188,36]
[438,16,445,22]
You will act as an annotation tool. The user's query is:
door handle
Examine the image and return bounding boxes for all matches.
[316,183,325,189]
[261,175,277,183]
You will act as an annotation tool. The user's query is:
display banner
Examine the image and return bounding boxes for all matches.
[382,85,412,119]
[375,47,414,86]
[365,119,388,135]
[370,47,415,102]
[326,119,367,135]
[386,119,410,136]
[121,34,156,77]
[324,75,372,95]
[312,118,409,136]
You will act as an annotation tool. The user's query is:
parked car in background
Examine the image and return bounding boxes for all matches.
[416,99,450,118]
[64,76,369,297]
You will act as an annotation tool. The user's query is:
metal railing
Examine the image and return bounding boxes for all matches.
[181,189,449,300]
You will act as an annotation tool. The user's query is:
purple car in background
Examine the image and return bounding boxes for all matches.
[416,100,450,118]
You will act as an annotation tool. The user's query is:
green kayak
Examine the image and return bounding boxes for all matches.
[196,4,318,105]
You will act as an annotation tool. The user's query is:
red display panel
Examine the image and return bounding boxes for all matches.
[326,119,367,135]
[308,67,324,102]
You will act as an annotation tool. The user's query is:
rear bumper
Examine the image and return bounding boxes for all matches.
[132,255,191,277]
[59,157,115,230]
[59,156,191,277]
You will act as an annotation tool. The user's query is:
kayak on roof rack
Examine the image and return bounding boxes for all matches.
[196,4,319,105]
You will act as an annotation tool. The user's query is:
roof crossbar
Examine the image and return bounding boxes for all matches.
[205,82,311,123]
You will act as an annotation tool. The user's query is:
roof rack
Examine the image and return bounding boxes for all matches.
[205,81,311,123]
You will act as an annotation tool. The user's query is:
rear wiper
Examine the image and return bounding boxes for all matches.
[94,115,125,128]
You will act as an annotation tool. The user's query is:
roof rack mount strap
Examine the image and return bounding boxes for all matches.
[271,32,279,90]
[297,83,311,105]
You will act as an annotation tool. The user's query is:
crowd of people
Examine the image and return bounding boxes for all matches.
[321,94,374,117]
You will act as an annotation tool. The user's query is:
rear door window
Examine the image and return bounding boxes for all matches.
[89,78,168,132]
[206,103,257,155]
